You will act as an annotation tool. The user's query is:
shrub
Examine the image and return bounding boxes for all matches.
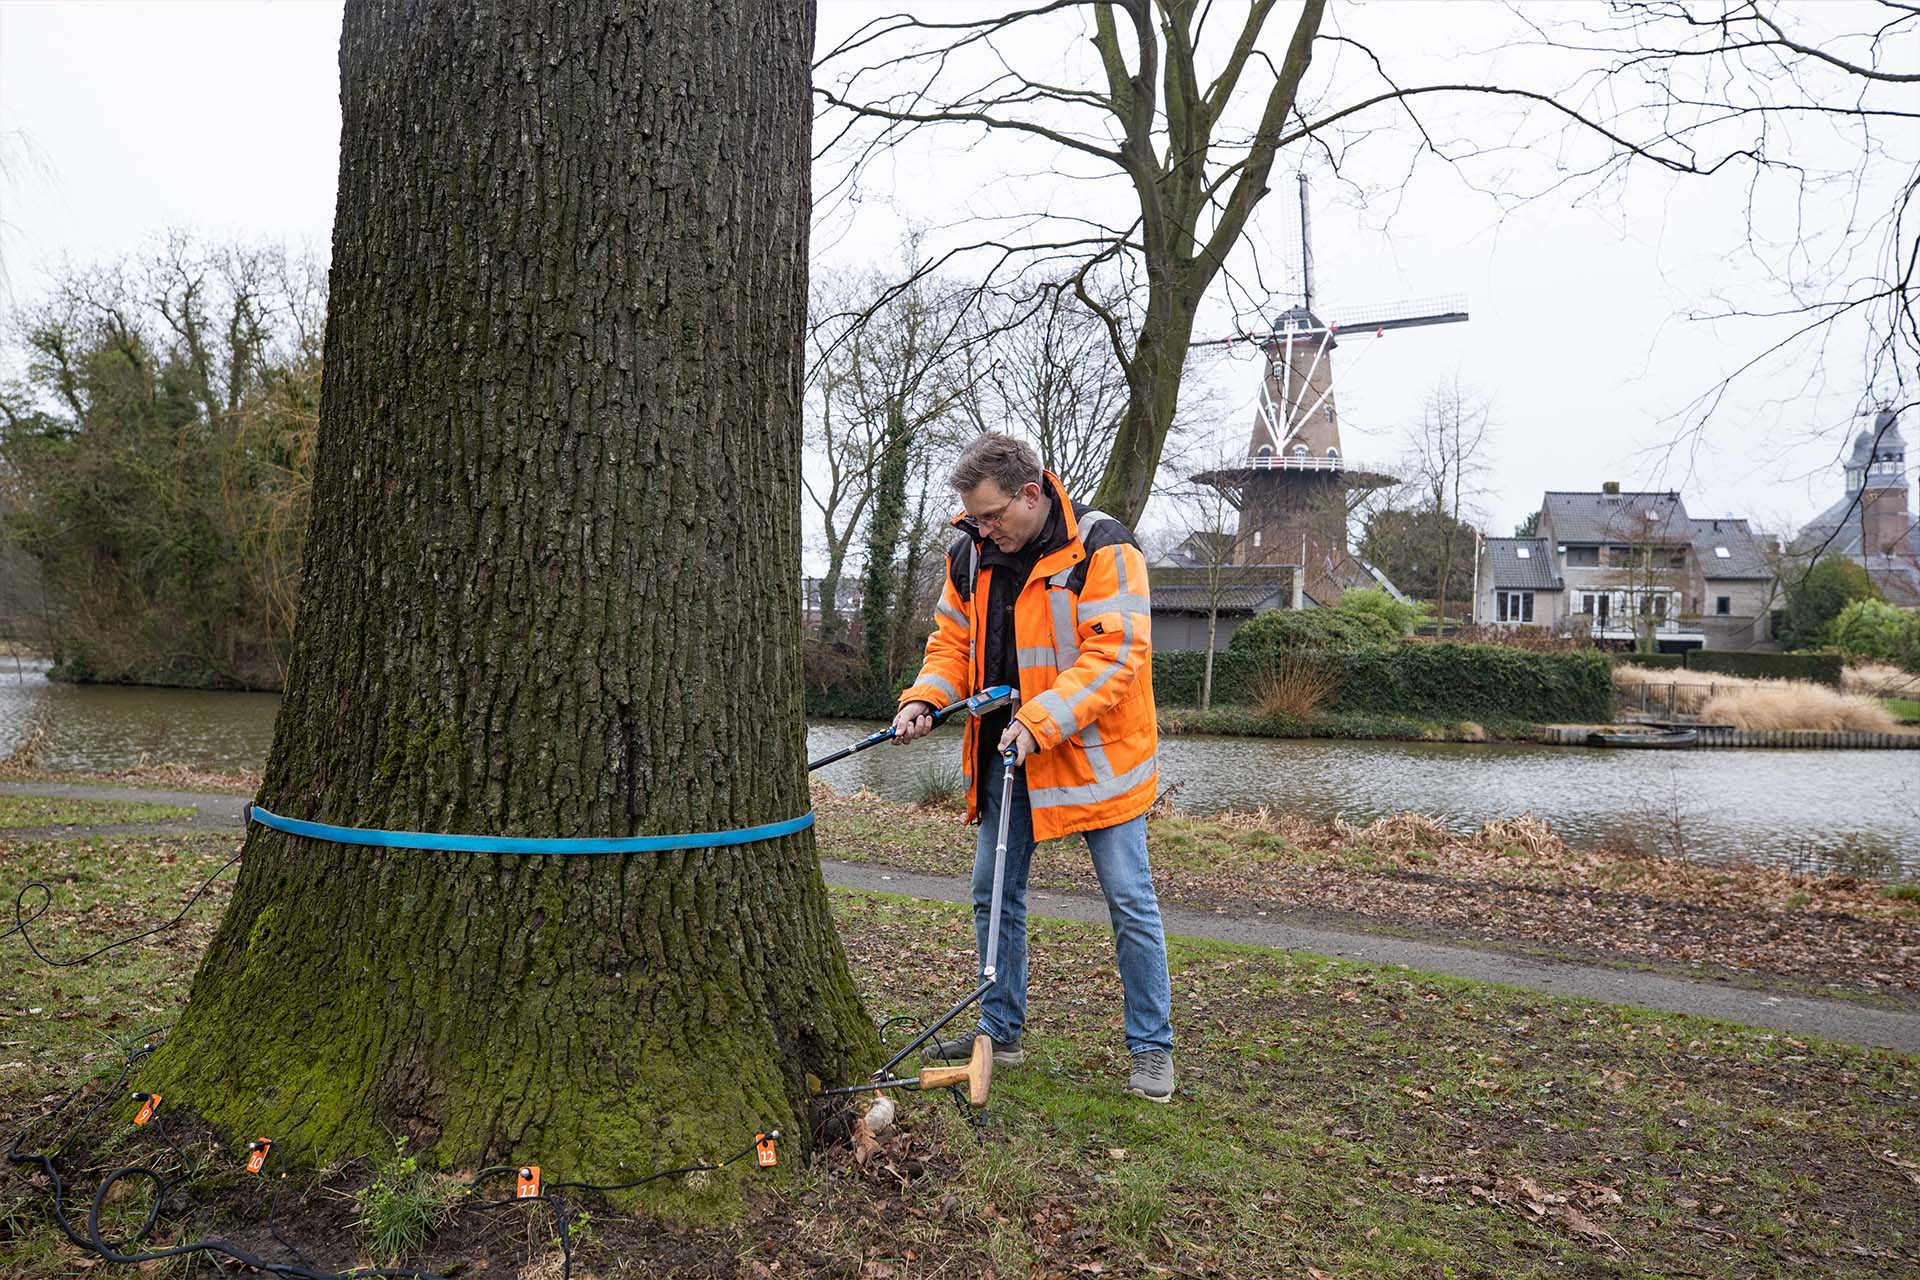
[1228,607,1397,656]
[1335,587,1431,637]
[1698,685,1897,732]
[1778,557,1878,649]
[1828,599,1920,667]
[1616,652,1685,670]
[1688,650,1843,687]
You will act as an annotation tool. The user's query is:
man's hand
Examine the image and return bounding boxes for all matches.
[891,701,936,743]
[998,720,1038,765]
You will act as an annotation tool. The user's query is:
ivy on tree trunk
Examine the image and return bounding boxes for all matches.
[148,0,878,1205]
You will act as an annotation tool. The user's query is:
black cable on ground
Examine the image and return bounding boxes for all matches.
[4,1035,479,1280]
[6,848,242,967]
[546,1137,766,1194]
[263,1138,314,1268]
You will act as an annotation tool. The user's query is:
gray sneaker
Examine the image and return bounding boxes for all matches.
[1127,1049,1175,1102]
[927,1027,1024,1066]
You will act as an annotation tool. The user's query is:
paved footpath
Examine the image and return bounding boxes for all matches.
[6,780,1915,1054]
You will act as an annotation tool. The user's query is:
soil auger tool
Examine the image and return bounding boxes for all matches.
[807,685,1016,772]
[813,1033,994,1109]
[820,747,1020,1115]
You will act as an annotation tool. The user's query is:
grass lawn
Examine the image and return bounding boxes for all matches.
[0,795,194,830]
[1886,698,1920,725]
[0,831,1914,1277]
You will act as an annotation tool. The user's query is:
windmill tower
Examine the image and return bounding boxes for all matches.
[1194,175,1468,604]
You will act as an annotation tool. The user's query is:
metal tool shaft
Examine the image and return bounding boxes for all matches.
[807,684,1015,772]
[982,747,1016,983]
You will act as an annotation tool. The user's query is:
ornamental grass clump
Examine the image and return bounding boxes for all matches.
[1843,661,1920,698]
[1699,684,1898,732]
[1255,651,1345,722]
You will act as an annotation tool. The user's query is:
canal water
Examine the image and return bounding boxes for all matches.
[1,662,1913,880]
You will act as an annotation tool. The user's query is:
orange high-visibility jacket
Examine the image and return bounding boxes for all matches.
[898,472,1157,841]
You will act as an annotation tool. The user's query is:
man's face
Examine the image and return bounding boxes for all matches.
[961,478,1047,553]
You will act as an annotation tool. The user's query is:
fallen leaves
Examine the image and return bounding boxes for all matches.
[813,785,1920,996]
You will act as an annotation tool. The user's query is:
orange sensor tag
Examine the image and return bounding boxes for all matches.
[246,1140,272,1174]
[133,1094,161,1126]
[756,1134,778,1168]
[516,1166,541,1199]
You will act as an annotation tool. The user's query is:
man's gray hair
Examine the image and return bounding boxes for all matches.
[949,433,1043,496]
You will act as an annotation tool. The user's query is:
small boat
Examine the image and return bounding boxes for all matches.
[1586,728,1698,748]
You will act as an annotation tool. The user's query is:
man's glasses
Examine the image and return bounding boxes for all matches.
[972,489,1030,530]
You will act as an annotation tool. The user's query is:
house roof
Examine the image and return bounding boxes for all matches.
[1686,517,1775,581]
[1865,554,1920,607]
[1148,566,1295,615]
[1543,491,1691,544]
[1152,583,1291,614]
[1485,538,1563,589]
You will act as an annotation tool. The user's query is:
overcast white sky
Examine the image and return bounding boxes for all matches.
[1,1,1909,558]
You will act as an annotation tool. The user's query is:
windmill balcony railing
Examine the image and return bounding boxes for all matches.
[1240,453,1366,472]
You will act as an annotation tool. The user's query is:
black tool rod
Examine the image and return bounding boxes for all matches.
[813,1075,920,1099]
[872,978,993,1080]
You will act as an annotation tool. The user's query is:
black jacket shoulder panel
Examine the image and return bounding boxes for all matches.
[947,532,981,602]
[1062,502,1140,595]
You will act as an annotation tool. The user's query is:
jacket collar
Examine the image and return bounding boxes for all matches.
[950,470,1087,582]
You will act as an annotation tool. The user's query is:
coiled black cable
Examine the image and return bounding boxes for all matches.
[6,847,242,967]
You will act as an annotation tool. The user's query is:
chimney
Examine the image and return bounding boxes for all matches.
[1601,481,1621,496]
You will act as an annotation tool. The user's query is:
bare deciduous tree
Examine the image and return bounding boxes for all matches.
[1405,378,1490,625]
[815,1,1920,526]
[954,285,1132,496]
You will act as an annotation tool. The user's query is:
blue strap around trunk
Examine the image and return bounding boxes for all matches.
[246,803,813,855]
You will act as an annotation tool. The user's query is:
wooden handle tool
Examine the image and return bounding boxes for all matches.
[916,1033,993,1107]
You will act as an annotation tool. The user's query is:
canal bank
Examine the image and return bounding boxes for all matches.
[3,661,1915,879]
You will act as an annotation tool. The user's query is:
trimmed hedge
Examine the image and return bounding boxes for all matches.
[1153,644,1613,723]
[1686,650,1843,686]
[1617,652,1685,671]
[1227,607,1399,652]
[1150,650,1265,706]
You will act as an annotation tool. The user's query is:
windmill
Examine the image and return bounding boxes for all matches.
[1193,174,1468,604]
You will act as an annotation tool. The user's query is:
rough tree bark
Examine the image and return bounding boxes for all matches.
[148,0,878,1196]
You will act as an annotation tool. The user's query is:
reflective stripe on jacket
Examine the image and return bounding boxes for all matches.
[898,471,1157,840]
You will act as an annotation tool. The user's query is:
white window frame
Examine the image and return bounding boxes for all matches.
[1496,590,1535,624]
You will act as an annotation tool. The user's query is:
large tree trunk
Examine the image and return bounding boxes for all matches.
[1092,286,1198,528]
[149,0,877,1194]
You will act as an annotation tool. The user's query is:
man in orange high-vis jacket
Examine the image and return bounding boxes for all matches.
[891,433,1174,1102]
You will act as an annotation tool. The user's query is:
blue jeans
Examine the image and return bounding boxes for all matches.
[971,756,1174,1055]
